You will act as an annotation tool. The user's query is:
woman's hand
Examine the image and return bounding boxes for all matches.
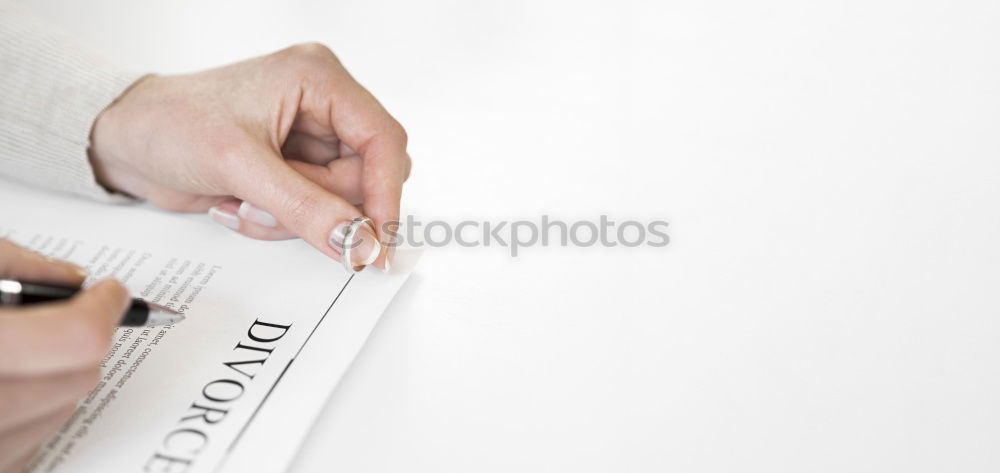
[0,240,129,473]
[89,43,410,270]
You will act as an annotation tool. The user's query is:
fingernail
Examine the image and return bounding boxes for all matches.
[209,206,241,230]
[329,220,381,266]
[238,202,278,227]
[44,254,88,279]
[381,244,395,273]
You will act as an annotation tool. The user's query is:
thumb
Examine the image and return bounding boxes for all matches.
[0,279,130,375]
[48,278,131,365]
[71,278,132,333]
[228,145,382,269]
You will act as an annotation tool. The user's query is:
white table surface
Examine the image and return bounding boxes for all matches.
[26,1,1000,471]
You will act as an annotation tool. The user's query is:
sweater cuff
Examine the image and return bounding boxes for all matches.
[0,3,145,203]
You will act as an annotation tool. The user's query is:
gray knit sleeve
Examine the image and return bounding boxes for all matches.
[0,2,144,202]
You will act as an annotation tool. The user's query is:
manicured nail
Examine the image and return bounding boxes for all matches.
[238,202,278,227]
[209,206,240,230]
[329,220,381,266]
[38,253,88,279]
[56,259,89,280]
[381,244,395,273]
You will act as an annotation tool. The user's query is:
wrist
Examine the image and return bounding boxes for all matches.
[88,74,157,197]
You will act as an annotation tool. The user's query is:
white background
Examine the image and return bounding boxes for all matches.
[23,0,1000,471]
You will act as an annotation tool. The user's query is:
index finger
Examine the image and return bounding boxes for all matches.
[316,75,410,270]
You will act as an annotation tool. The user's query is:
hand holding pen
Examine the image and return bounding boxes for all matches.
[0,239,168,471]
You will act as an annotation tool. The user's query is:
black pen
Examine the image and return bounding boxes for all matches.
[0,279,185,326]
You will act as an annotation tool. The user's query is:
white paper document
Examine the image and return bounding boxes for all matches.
[0,181,415,473]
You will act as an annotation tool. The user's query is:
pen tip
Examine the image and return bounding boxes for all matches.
[147,302,180,315]
[144,302,185,326]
